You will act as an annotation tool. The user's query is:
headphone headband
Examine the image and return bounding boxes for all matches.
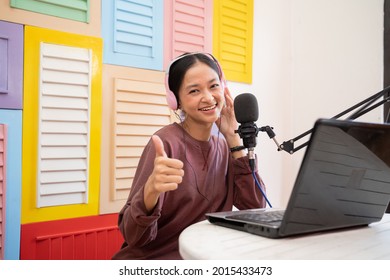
[165,52,226,110]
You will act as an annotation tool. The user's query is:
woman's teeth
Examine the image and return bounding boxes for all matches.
[199,104,217,111]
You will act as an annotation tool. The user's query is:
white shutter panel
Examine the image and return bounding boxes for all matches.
[37,43,91,208]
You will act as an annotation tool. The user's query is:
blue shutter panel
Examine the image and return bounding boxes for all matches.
[102,0,163,70]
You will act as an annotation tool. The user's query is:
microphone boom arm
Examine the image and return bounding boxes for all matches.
[279,85,390,154]
[259,125,282,151]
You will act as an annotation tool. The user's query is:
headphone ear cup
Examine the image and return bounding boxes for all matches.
[165,73,178,110]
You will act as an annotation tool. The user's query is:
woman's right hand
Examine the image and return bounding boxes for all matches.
[143,135,184,213]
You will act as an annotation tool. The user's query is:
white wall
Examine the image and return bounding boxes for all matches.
[229,0,384,208]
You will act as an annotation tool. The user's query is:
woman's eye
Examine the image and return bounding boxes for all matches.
[189,89,199,94]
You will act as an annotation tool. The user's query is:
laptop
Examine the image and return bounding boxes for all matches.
[206,118,390,238]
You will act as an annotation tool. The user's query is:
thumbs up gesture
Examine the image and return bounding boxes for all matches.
[143,135,184,212]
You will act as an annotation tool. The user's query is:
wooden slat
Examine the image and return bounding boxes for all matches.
[37,43,91,208]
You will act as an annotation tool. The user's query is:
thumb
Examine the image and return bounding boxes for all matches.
[152,135,167,158]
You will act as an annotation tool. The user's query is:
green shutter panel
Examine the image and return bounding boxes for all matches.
[10,0,90,22]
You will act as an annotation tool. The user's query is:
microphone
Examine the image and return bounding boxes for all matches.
[234,93,259,171]
[234,93,281,171]
[234,93,276,208]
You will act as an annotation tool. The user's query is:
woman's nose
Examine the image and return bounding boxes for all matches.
[202,90,214,101]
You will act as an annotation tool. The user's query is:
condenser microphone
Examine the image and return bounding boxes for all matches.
[234,93,259,171]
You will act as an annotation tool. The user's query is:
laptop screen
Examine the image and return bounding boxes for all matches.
[280,119,390,236]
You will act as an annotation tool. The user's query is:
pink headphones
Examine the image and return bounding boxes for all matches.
[165,52,227,110]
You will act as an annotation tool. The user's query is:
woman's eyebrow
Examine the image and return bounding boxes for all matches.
[184,78,219,91]
[184,83,199,91]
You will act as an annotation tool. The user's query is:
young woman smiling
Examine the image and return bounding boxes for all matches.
[112,53,266,260]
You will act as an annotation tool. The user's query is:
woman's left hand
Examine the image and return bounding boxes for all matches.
[217,87,239,140]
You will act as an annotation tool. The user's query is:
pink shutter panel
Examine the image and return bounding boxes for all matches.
[0,124,6,260]
[164,0,212,68]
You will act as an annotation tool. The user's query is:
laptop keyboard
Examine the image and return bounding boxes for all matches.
[227,210,285,223]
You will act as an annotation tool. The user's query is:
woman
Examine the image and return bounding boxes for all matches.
[112,53,266,260]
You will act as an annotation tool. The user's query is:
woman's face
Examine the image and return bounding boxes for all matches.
[178,62,225,125]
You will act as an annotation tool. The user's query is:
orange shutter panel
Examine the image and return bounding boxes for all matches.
[100,65,167,214]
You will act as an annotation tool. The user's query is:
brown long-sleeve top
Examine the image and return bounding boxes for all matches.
[112,123,266,260]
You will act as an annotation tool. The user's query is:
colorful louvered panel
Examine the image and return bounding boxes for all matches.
[0,124,6,260]
[0,110,22,260]
[20,214,123,260]
[37,43,92,208]
[114,75,170,196]
[0,20,23,109]
[22,26,102,223]
[10,0,90,22]
[100,65,167,214]
[213,0,253,83]
[164,0,212,67]
[102,0,163,70]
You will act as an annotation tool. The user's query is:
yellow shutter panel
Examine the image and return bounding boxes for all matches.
[213,0,253,83]
[22,26,102,223]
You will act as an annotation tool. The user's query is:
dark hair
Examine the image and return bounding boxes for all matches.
[168,53,221,107]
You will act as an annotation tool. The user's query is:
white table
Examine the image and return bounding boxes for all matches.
[179,214,390,259]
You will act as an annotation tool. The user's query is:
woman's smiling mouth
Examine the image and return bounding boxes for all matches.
[199,104,217,111]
